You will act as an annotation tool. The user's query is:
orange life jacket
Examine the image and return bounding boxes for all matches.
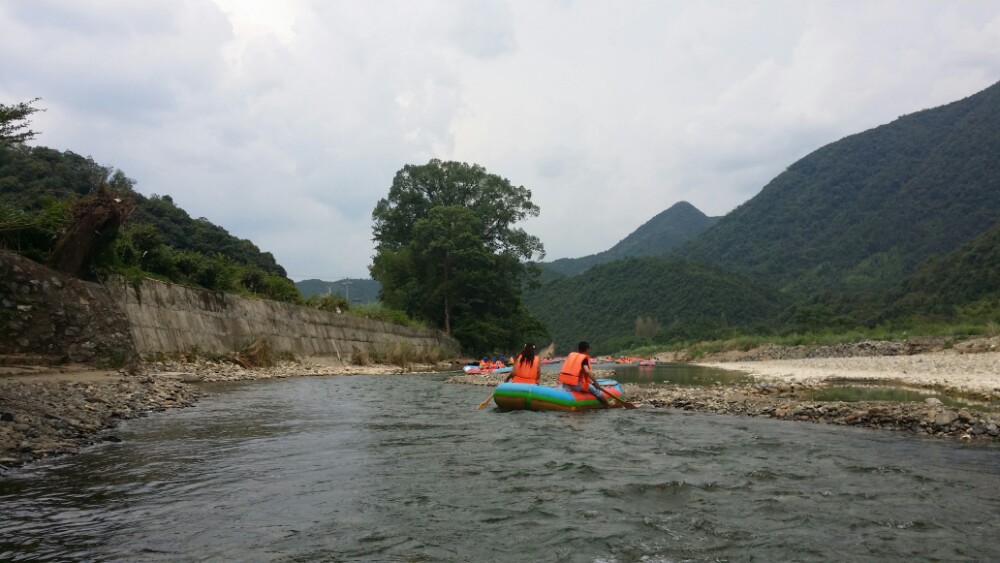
[558,352,589,387]
[511,355,540,384]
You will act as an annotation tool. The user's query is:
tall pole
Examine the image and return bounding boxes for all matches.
[343,278,352,302]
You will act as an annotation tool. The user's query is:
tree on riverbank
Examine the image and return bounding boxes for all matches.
[370,160,547,353]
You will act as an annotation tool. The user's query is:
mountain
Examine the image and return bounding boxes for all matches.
[542,201,719,277]
[885,220,1000,322]
[296,278,381,304]
[523,257,789,353]
[674,80,1000,295]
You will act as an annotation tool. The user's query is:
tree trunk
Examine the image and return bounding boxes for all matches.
[443,251,451,335]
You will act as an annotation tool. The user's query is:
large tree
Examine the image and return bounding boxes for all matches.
[370,160,547,353]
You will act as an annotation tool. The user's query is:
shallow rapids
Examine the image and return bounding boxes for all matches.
[2,373,999,561]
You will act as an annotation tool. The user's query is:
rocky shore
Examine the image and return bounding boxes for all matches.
[1,372,200,470]
[624,382,1000,442]
[5,338,1000,472]
[448,339,1000,442]
[1,358,458,472]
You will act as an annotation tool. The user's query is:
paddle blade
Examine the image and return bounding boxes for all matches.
[476,393,494,410]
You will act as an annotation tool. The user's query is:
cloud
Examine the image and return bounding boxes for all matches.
[449,0,517,60]
[2,0,999,280]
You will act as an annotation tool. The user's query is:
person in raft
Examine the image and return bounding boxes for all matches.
[509,342,541,384]
[558,341,609,406]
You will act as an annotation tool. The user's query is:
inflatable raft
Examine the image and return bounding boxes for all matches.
[492,379,626,411]
[464,365,513,375]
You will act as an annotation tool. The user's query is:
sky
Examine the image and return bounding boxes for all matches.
[2,1,1000,281]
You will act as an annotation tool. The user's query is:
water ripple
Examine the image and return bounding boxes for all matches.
[2,374,999,562]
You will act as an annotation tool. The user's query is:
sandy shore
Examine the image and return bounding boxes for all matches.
[695,350,1000,397]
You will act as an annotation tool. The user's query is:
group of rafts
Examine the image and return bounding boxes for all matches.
[466,356,631,412]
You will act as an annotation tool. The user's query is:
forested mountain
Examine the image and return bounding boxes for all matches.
[296,278,381,304]
[0,144,298,301]
[523,257,789,353]
[674,80,1000,295]
[884,221,1000,322]
[542,201,718,277]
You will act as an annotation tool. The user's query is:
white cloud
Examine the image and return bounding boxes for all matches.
[2,0,999,280]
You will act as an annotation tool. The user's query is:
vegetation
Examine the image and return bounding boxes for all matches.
[296,278,381,303]
[350,302,427,328]
[633,319,1000,360]
[370,159,547,354]
[351,341,452,368]
[673,81,1000,296]
[0,98,43,147]
[882,221,1000,325]
[524,256,790,354]
[0,143,299,302]
[542,201,718,277]
[527,81,1000,356]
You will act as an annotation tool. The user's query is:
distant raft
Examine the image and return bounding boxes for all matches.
[492,379,626,411]
[463,365,513,375]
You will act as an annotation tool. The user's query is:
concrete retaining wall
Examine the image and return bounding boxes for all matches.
[107,278,454,360]
[1,250,455,364]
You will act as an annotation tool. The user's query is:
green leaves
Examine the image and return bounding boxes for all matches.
[370,160,547,354]
[0,98,43,147]
[372,159,542,259]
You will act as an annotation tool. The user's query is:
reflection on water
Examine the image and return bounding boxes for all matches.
[1,374,999,562]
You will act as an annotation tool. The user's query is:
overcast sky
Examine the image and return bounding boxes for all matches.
[3,1,999,280]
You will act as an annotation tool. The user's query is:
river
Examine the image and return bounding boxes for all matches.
[2,372,999,562]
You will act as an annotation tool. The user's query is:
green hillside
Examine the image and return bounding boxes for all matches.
[296,278,381,304]
[543,201,718,277]
[523,256,789,353]
[885,221,1000,323]
[674,80,1000,295]
[0,144,298,301]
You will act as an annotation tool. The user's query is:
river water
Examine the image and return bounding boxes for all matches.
[2,373,999,562]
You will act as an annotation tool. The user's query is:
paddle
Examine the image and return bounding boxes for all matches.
[593,380,637,409]
[476,373,514,410]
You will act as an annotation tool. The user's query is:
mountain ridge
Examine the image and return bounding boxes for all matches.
[672,80,1000,294]
[542,201,719,277]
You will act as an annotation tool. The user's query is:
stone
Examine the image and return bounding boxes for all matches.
[0,412,13,422]
[934,411,957,426]
[924,397,943,406]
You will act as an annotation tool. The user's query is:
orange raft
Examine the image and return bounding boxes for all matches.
[492,379,626,412]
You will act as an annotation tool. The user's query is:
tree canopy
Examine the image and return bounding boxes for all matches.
[370,160,546,353]
[0,98,43,147]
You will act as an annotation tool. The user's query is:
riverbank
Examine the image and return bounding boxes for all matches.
[7,341,1000,471]
[449,340,1000,442]
[0,358,458,471]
